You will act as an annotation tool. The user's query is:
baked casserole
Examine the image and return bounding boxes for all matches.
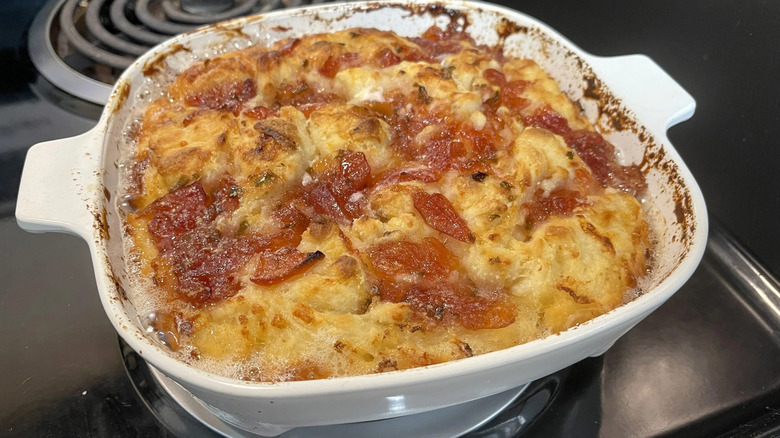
[122,25,649,382]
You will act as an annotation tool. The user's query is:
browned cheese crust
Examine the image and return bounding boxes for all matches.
[123,26,649,382]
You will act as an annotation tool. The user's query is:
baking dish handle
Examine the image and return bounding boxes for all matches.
[585,54,696,131]
[16,129,102,238]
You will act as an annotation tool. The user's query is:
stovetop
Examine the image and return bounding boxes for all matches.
[3,1,780,437]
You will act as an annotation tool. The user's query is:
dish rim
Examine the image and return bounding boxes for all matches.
[30,0,708,400]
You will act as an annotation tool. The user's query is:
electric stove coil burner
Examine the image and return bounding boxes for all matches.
[28,0,352,104]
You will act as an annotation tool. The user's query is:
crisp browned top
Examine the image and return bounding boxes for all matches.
[124,26,648,382]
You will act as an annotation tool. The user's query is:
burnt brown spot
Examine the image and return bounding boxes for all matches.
[143,44,189,77]
[583,73,602,101]
[580,220,615,255]
[674,199,686,224]
[106,265,128,301]
[351,117,384,141]
[494,17,527,52]
[455,339,474,357]
[251,119,300,161]
[110,80,131,116]
[377,358,398,373]
[95,206,110,241]
[308,215,334,240]
[334,255,358,278]
[557,283,592,305]
[271,313,288,329]
[292,303,314,324]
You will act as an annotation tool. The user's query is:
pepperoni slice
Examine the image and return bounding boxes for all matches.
[170,231,272,304]
[524,107,647,196]
[305,150,372,226]
[374,167,441,190]
[374,48,401,68]
[251,247,325,285]
[522,188,586,230]
[318,52,361,78]
[274,80,341,109]
[565,130,646,196]
[483,68,529,112]
[145,182,210,252]
[368,237,458,302]
[367,237,514,329]
[185,78,257,115]
[244,106,276,120]
[402,284,516,330]
[523,106,571,136]
[412,190,475,243]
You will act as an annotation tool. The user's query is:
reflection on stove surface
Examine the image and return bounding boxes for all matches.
[121,336,566,437]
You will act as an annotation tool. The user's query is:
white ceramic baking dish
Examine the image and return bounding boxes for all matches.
[16,1,706,435]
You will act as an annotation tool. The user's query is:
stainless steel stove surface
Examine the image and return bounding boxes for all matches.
[3,1,780,437]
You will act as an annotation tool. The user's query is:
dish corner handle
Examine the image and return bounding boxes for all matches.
[15,131,101,238]
[588,54,696,131]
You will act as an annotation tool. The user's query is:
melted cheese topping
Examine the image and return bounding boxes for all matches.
[123,27,649,382]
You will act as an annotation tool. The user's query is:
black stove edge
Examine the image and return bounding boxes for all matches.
[708,219,780,332]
